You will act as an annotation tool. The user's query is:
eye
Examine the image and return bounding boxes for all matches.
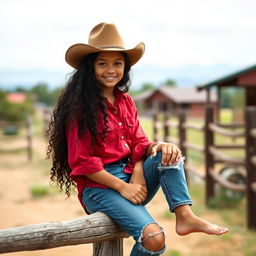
[115,61,124,66]
[97,62,106,66]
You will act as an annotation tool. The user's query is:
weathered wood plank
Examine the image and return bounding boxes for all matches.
[0,212,129,254]
[183,142,204,153]
[209,146,245,165]
[182,123,204,131]
[208,123,245,137]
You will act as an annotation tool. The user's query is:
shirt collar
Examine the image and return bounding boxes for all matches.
[104,87,128,108]
[114,87,128,101]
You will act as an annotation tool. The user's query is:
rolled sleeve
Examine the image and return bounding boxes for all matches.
[67,119,104,180]
[132,140,152,163]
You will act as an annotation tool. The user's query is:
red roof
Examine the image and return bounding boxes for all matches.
[133,86,217,103]
[6,93,27,103]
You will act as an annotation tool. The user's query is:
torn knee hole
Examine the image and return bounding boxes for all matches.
[143,229,165,241]
[142,223,165,242]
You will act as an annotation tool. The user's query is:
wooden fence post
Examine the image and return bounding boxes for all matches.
[43,107,52,138]
[245,106,256,229]
[153,114,158,142]
[164,113,170,142]
[26,116,32,161]
[179,111,188,183]
[204,105,215,204]
[93,239,123,256]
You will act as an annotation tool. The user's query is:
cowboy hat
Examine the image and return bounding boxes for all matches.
[65,22,145,69]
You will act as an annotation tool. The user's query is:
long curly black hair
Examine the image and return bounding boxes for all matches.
[47,52,131,196]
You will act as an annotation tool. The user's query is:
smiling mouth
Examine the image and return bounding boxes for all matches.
[103,76,117,81]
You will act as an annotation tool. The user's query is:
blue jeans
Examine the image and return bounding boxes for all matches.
[82,152,192,255]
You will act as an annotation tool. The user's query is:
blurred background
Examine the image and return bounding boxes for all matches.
[1,0,256,255]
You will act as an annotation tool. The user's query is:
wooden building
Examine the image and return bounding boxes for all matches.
[197,64,256,121]
[133,86,217,118]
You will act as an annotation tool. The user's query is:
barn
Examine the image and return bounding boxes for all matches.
[133,86,217,118]
[197,64,256,121]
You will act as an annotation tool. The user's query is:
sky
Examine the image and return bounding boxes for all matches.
[1,0,256,89]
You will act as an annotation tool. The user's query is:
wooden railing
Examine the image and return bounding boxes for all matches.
[0,116,33,161]
[0,212,129,255]
[153,106,256,229]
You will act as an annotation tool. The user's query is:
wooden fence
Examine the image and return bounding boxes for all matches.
[43,107,52,138]
[0,116,33,161]
[153,106,256,229]
[0,212,129,255]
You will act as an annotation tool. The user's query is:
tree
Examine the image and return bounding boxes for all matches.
[30,83,50,104]
[29,83,63,106]
[51,87,63,106]
[15,86,28,93]
[164,79,176,87]
[0,90,7,119]
[0,90,34,122]
[140,82,155,92]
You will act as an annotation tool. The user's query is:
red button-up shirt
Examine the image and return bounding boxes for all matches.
[67,89,153,207]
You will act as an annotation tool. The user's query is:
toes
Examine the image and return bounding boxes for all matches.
[215,226,229,235]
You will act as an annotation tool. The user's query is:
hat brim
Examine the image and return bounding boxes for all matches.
[65,42,145,69]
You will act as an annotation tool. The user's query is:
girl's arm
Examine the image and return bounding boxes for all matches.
[85,170,147,205]
[130,160,147,188]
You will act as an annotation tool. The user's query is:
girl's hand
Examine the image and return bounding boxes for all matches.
[151,142,182,165]
[118,182,147,205]
[118,159,148,204]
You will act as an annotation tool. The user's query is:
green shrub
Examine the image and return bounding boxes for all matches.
[0,91,34,122]
[30,184,49,198]
[165,249,182,256]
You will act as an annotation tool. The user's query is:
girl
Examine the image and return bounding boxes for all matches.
[47,22,228,256]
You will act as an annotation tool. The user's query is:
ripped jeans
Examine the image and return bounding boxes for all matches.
[82,152,192,255]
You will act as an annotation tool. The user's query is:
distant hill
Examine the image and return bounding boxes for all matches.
[132,63,247,88]
[0,63,247,90]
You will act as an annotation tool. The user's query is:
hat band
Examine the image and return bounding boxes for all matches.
[99,45,125,50]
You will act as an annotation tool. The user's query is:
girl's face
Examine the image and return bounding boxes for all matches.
[94,51,125,93]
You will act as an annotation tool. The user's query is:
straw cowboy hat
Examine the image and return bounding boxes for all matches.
[65,22,145,69]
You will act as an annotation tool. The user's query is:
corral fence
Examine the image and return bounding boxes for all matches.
[153,105,256,229]
[0,116,33,161]
[43,107,52,138]
[1,106,254,254]
[0,212,129,255]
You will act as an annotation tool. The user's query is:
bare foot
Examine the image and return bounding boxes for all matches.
[174,205,229,236]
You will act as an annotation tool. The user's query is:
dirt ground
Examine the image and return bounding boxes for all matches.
[0,126,248,256]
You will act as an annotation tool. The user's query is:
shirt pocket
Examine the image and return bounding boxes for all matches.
[125,117,136,127]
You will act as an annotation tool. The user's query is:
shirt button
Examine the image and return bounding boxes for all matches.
[121,136,125,139]
[124,143,128,147]
[114,110,118,114]
[118,122,123,126]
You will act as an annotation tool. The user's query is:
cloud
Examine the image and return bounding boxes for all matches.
[0,0,256,87]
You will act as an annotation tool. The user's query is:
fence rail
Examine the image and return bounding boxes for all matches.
[208,146,245,165]
[0,212,129,255]
[208,123,245,137]
[0,116,33,161]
